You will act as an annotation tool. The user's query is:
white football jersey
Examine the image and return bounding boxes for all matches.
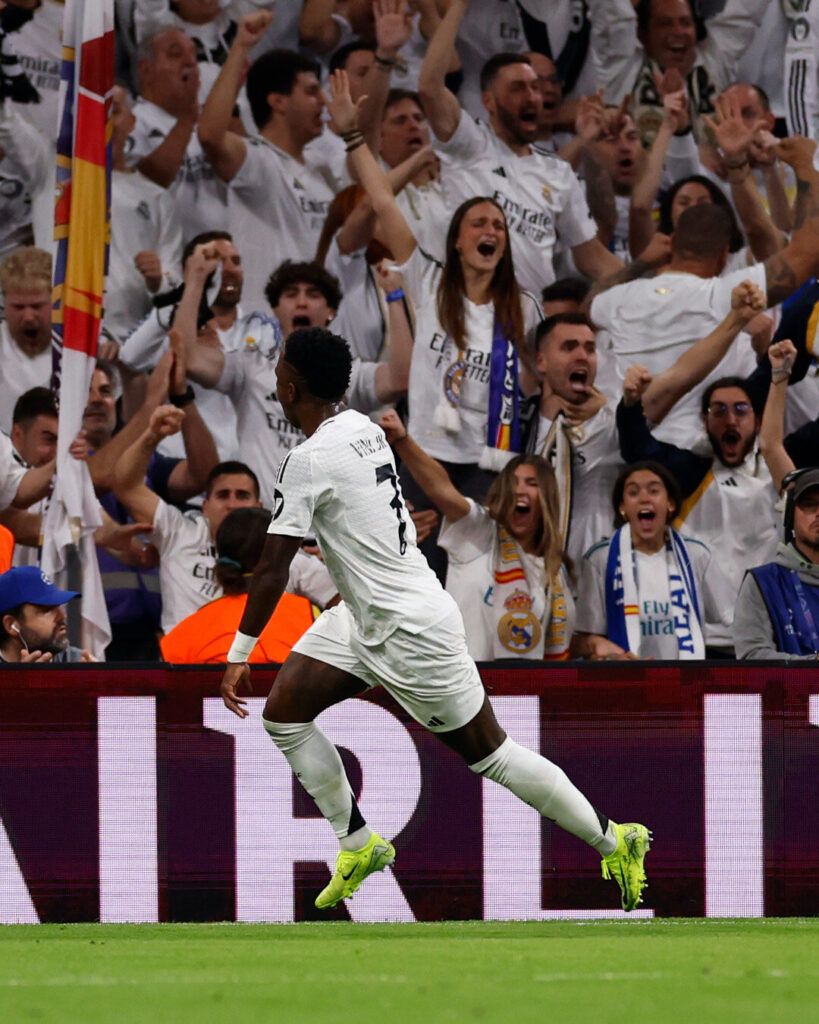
[268,409,457,646]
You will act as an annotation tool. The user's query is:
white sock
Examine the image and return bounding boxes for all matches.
[262,719,373,848]
[470,737,616,855]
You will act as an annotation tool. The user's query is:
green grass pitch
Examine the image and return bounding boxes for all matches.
[2,920,819,1024]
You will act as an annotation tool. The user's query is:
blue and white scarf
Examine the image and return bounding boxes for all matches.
[604,525,705,659]
[433,316,523,471]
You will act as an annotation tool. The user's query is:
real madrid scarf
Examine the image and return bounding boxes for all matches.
[631,58,717,147]
[604,525,704,659]
[432,317,524,470]
[535,411,574,551]
[490,526,570,660]
[782,0,819,140]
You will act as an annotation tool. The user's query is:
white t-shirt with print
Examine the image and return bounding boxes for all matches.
[151,499,337,633]
[533,403,622,567]
[575,532,733,656]
[268,409,455,646]
[435,113,598,295]
[127,99,230,238]
[399,246,542,463]
[228,137,335,313]
[438,499,575,661]
[104,170,183,344]
[7,0,62,140]
[0,325,51,435]
[216,317,381,507]
[590,263,767,446]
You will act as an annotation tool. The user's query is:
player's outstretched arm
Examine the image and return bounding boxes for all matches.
[221,532,304,717]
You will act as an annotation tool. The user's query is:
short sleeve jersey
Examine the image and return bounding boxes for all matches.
[399,247,543,463]
[228,137,335,312]
[590,264,768,446]
[436,114,597,294]
[268,409,457,645]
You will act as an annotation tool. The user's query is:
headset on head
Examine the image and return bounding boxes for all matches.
[781,467,816,544]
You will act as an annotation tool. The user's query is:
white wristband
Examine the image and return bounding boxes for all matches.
[226,630,258,663]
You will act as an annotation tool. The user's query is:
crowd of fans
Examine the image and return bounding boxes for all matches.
[0,0,818,665]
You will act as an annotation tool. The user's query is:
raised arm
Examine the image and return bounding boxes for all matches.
[164,328,220,502]
[417,0,465,142]
[635,280,766,424]
[328,70,417,265]
[298,0,342,55]
[762,137,819,306]
[758,339,797,493]
[173,246,226,388]
[629,84,688,258]
[702,94,786,262]
[373,264,413,402]
[198,12,272,182]
[356,0,415,151]
[380,411,470,522]
[113,406,185,525]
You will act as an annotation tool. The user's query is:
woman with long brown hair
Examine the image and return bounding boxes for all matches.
[327,70,542,498]
[381,411,574,660]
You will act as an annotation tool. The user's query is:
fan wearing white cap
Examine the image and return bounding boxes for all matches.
[0,566,93,663]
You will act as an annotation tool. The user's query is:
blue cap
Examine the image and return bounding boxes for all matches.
[0,567,80,615]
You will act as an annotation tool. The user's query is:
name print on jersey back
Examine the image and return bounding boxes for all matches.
[268,410,456,646]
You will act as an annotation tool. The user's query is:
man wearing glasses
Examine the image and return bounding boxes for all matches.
[617,374,818,656]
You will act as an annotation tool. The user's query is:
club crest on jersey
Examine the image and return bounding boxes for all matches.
[541,184,551,201]
[497,588,542,654]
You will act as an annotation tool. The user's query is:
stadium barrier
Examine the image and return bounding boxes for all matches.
[1,662,818,923]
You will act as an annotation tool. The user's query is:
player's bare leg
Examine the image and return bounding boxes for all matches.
[437,696,651,911]
[261,652,396,908]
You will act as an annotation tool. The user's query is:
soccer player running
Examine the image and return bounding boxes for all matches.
[219,325,651,913]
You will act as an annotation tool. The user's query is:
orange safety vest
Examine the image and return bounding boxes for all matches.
[160,592,315,664]
[0,525,13,573]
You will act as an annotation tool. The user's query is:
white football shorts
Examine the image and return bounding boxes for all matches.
[292,602,485,732]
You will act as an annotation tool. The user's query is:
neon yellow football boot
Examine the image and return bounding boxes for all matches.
[315,832,396,910]
[601,822,652,912]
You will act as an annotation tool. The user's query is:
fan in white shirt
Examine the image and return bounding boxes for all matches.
[198,12,338,313]
[416,0,623,294]
[0,247,52,435]
[179,247,411,508]
[106,86,183,345]
[127,26,230,238]
[112,409,334,633]
[218,325,651,917]
[590,141,819,448]
[381,410,575,662]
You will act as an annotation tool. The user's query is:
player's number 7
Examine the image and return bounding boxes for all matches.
[375,463,408,555]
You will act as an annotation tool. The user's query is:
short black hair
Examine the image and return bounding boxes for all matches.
[205,461,260,500]
[246,49,321,130]
[13,387,57,426]
[328,39,375,75]
[612,461,682,528]
[283,327,352,402]
[701,376,753,416]
[535,311,594,350]
[384,87,424,116]
[541,277,590,306]
[671,204,734,261]
[215,507,272,595]
[480,52,532,92]
[182,230,233,266]
[265,260,342,311]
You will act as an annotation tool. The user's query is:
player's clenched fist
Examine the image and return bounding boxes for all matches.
[148,405,185,440]
[235,10,273,50]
